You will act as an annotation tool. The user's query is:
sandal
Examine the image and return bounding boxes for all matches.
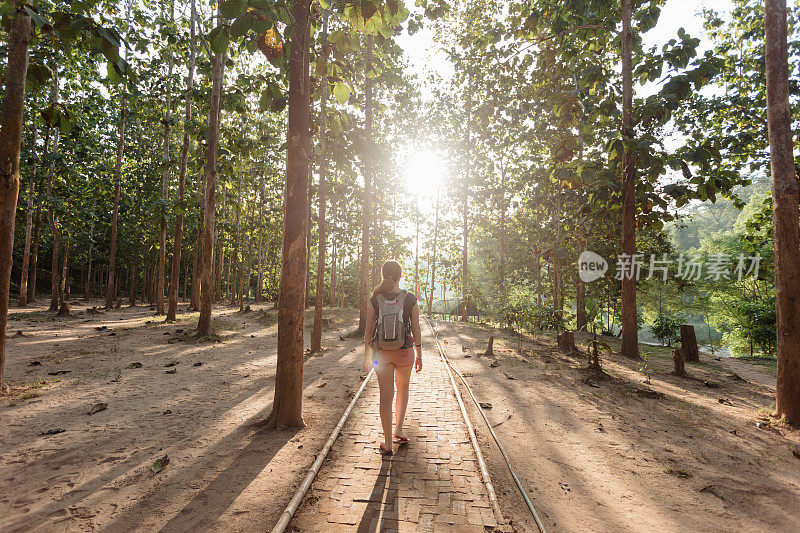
[393,434,409,445]
[379,443,393,456]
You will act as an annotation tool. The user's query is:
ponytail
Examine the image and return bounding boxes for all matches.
[372,260,403,295]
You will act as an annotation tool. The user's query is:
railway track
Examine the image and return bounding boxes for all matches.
[271,317,546,533]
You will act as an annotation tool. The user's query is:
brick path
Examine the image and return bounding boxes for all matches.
[289,333,500,532]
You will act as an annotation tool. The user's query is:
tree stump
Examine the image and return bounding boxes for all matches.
[484,336,494,357]
[680,325,699,362]
[557,330,577,352]
[588,341,601,370]
[672,347,685,376]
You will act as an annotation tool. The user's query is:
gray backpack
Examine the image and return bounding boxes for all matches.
[373,291,408,350]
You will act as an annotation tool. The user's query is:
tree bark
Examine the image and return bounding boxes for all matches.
[129,265,137,306]
[268,0,311,428]
[680,324,699,362]
[498,163,506,318]
[0,6,30,393]
[311,10,330,354]
[18,120,37,306]
[57,227,70,316]
[243,203,253,308]
[357,34,374,333]
[576,239,587,331]
[256,164,265,303]
[156,0,175,316]
[672,348,685,377]
[190,175,203,310]
[84,198,95,300]
[619,0,640,359]
[765,0,800,425]
[106,93,126,309]
[427,186,440,316]
[46,73,61,313]
[461,87,471,322]
[231,165,243,307]
[28,207,40,302]
[167,0,195,322]
[197,44,225,335]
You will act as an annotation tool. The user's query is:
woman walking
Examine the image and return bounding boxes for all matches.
[363,260,423,455]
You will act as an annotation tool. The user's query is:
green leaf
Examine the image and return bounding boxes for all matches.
[270,96,288,112]
[219,0,246,19]
[23,6,49,29]
[333,81,350,104]
[361,0,377,20]
[151,455,170,474]
[208,25,230,55]
[320,0,332,8]
[25,62,52,92]
[230,14,252,40]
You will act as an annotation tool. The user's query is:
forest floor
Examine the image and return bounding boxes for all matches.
[432,318,800,533]
[0,299,365,532]
[2,304,798,532]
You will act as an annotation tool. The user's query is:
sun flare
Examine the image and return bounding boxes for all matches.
[404,149,446,194]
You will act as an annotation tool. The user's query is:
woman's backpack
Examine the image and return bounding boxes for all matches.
[373,290,408,350]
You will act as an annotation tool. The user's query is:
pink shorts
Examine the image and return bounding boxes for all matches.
[374,347,415,369]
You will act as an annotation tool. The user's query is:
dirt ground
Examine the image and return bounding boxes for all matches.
[3,303,799,533]
[0,299,364,532]
[431,318,800,533]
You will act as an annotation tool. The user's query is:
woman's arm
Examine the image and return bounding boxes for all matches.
[363,301,377,372]
[411,303,423,372]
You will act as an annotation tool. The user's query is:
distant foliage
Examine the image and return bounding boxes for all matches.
[650,312,682,347]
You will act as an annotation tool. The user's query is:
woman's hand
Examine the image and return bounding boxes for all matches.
[363,356,372,373]
[414,350,423,373]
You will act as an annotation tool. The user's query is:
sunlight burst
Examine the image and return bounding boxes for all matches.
[404,149,446,194]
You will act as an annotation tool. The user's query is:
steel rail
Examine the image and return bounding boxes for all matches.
[271,368,374,533]
[425,317,505,525]
[426,316,548,533]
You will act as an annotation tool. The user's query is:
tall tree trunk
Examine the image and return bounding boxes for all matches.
[243,203,253,308]
[28,206,40,302]
[197,43,225,336]
[106,93,126,309]
[498,163,506,319]
[268,0,311,428]
[619,0,640,359]
[156,0,175,316]
[18,120,37,306]
[129,264,137,306]
[766,0,800,425]
[576,234,587,330]
[215,241,223,302]
[330,201,337,305]
[167,0,195,322]
[414,191,419,295]
[231,166,243,307]
[84,198,95,300]
[357,34,374,333]
[46,73,61,313]
[461,87,471,322]
[215,188,226,303]
[0,6,31,393]
[58,227,70,316]
[256,167,265,303]
[427,186,440,316]
[311,10,330,354]
[190,175,203,310]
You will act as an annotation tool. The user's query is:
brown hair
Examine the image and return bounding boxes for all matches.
[372,260,402,295]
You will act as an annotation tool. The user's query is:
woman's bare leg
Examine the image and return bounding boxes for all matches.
[394,364,413,439]
[375,363,395,450]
